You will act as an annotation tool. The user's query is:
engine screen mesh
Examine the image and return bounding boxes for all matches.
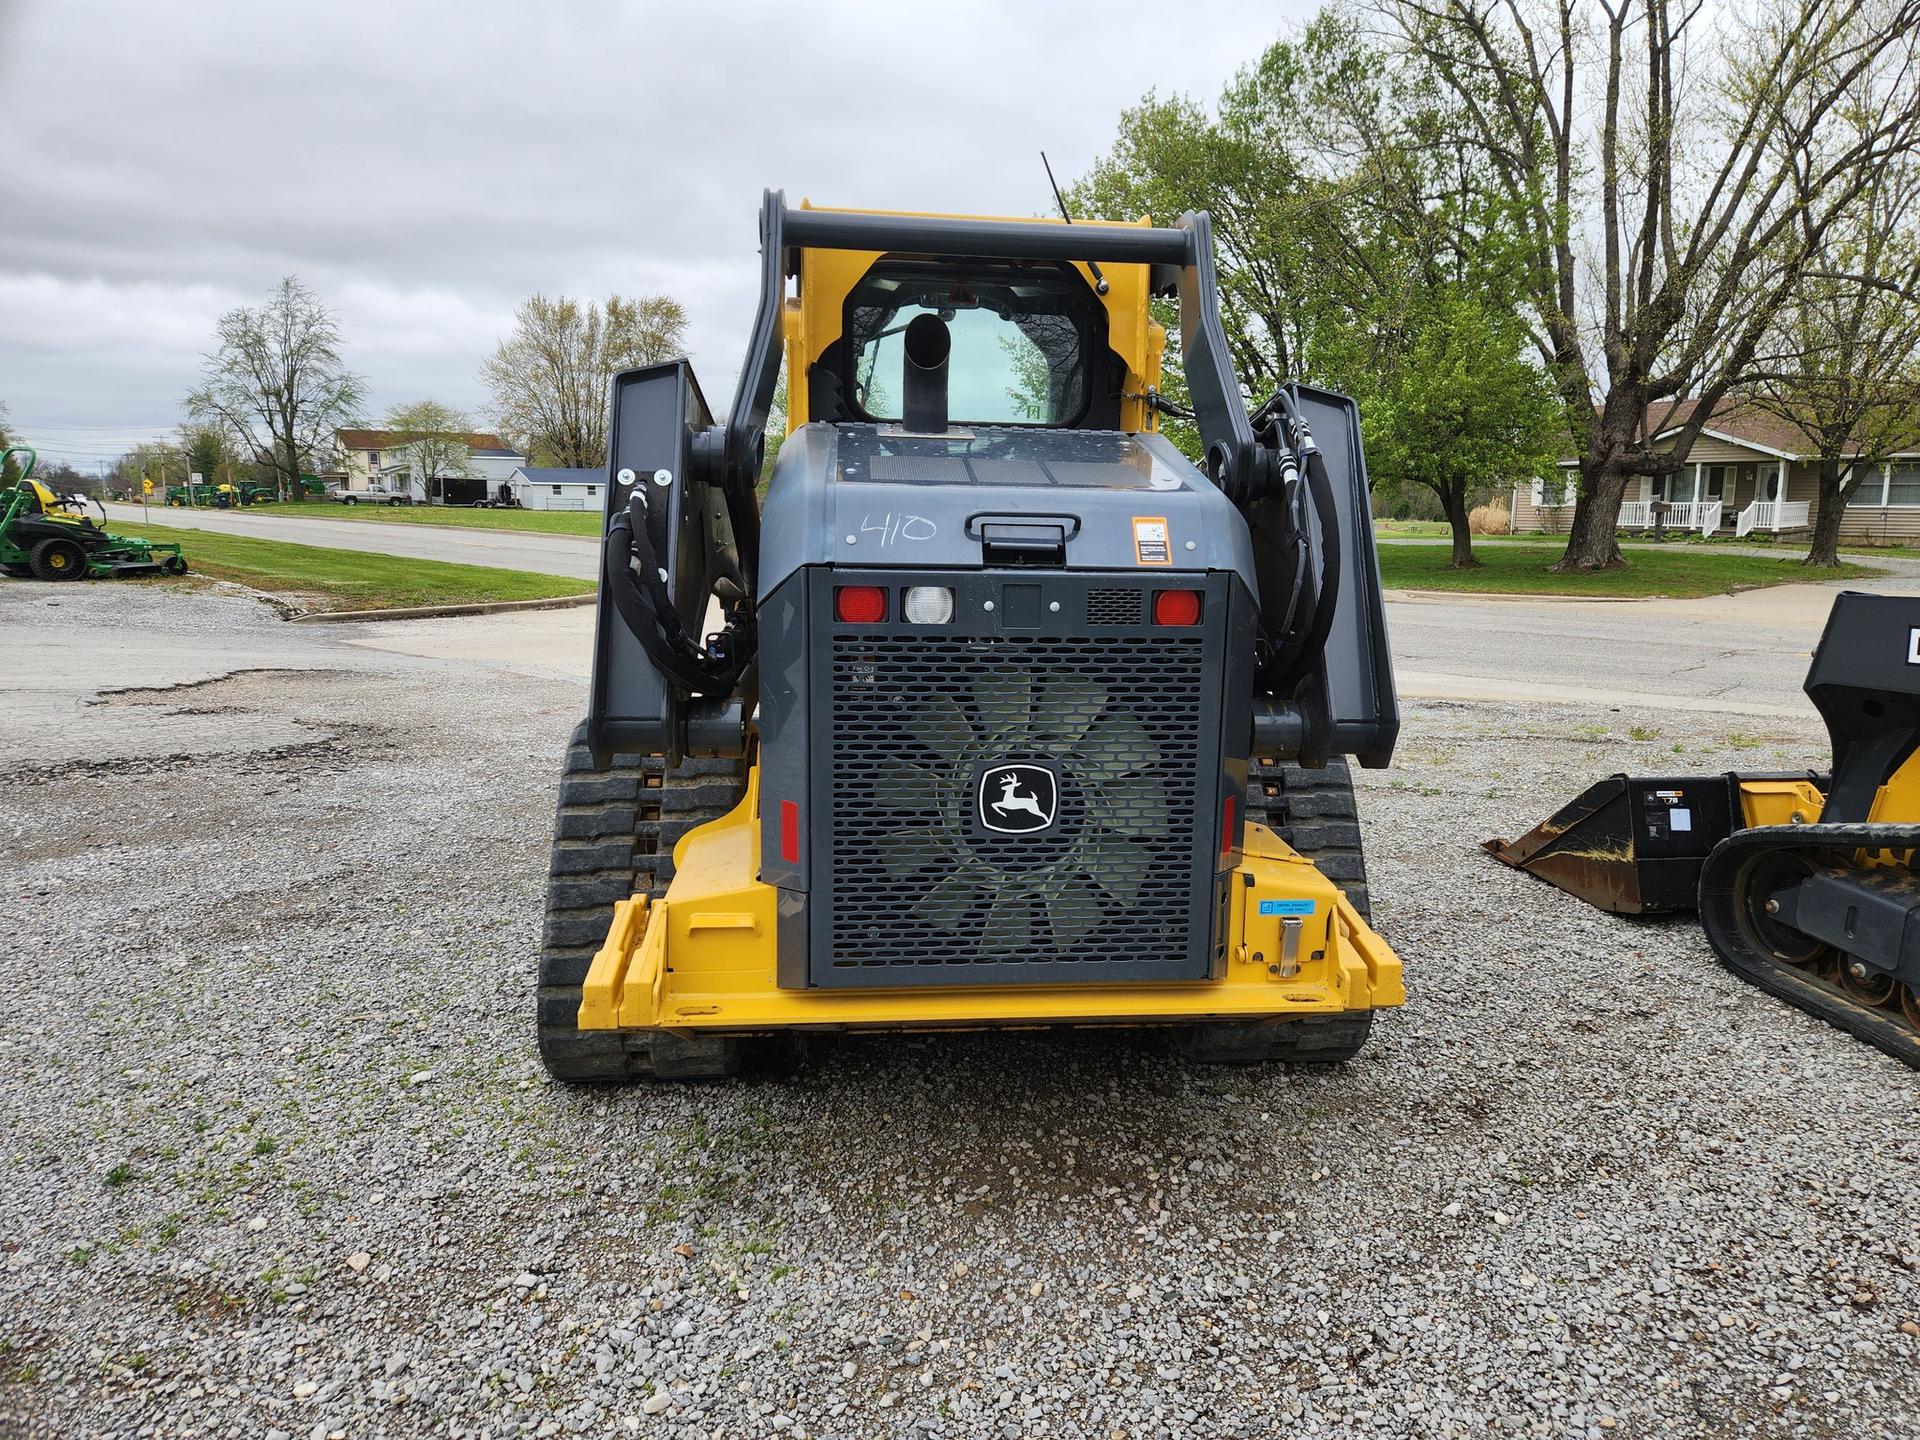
[1086,588,1144,626]
[824,635,1210,980]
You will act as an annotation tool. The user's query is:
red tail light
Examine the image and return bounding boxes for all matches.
[835,585,887,623]
[1220,792,1237,853]
[1153,589,1202,626]
[780,799,800,863]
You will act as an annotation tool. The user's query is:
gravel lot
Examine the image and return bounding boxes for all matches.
[3,581,1917,1440]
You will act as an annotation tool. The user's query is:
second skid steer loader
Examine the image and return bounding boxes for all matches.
[539,192,1404,1080]
[1488,591,1920,1068]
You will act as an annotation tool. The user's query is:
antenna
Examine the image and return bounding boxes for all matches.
[1041,151,1109,295]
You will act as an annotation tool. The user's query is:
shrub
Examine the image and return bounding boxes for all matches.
[1468,499,1511,535]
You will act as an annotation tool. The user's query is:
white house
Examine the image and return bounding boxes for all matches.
[1512,398,1920,543]
[382,439,526,505]
[326,427,522,503]
[511,466,607,512]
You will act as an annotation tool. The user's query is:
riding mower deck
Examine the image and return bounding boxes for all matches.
[2,447,188,580]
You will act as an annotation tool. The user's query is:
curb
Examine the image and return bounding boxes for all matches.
[292,591,595,625]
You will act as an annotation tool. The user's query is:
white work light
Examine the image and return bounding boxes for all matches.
[902,585,956,625]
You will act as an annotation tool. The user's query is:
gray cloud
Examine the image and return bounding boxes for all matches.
[0,0,1302,470]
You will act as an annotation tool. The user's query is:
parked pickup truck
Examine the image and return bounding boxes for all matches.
[325,484,414,507]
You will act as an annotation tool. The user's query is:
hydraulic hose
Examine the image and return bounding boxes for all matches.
[1249,388,1342,695]
[604,489,753,699]
[1273,444,1343,693]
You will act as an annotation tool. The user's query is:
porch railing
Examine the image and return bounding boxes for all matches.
[1734,499,1812,536]
[1617,499,1723,534]
[1528,497,1806,536]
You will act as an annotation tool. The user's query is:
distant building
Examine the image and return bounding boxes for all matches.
[381,437,525,505]
[510,466,606,512]
[325,427,522,503]
[1513,398,1920,542]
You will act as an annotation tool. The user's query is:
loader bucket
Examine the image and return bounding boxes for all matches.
[1483,773,1757,915]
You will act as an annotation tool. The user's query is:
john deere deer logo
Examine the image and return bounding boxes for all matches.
[977,764,1058,834]
[991,772,1047,822]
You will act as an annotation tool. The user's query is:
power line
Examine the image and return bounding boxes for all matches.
[10,422,182,431]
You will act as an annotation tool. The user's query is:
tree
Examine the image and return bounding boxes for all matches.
[1748,138,1920,566]
[1074,26,1375,398]
[186,276,364,502]
[115,441,188,496]
[480,294,687,467]
[0,399,19,486]
[1077,11,1562,565]
[1383,0,1920,570]
[382,399,476,503]
[177,422,250,489]
[1346,286,1561,565]
[761,368,789,488]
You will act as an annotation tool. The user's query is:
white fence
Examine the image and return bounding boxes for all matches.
[1532,496,1810,538]
[1734,499,1812,537]
[1617,500,1724,535]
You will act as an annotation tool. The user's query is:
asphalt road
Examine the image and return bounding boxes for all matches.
[99,502,1920,715]
[103,502,600,582]
[349,575,1920,721]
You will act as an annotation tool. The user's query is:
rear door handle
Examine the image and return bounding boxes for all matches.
[976,521,1067,567]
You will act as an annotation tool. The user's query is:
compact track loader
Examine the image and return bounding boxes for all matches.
[1488,591,1920,1068]
[539,194,1403,1081]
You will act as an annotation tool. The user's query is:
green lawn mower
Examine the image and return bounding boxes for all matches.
[2,447,188,581]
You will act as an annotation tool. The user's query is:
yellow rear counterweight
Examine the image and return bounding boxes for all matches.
[579,766,1402,1036]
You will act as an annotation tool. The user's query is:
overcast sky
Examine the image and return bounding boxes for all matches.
[0,0,1310,472]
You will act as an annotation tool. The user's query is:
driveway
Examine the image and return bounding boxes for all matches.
[7,577,1915,1440]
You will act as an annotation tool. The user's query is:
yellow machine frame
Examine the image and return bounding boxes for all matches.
[1739,754,1920,860]
[780,201,1168,438]
[579,762,1403,1036]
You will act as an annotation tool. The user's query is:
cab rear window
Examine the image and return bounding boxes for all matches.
[842,260,1099,427]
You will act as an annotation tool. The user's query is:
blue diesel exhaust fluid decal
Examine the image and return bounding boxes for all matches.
[1258,899,1317,917]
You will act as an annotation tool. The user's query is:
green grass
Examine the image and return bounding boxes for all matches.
[1374,543,1876,597]
[177,500,603,537]
[115,523,592,613]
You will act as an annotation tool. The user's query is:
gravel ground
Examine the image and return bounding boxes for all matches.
[3,582,1917,1440]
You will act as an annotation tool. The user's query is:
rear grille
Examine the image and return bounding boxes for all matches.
[821,634,1213,984]
[1087,588,1143,625]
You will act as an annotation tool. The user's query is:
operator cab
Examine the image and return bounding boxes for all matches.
[808,257,1124,432]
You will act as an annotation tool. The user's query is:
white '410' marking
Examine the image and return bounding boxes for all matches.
[860,513,937,546]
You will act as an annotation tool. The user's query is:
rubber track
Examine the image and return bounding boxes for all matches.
[1249,756,1372,921]
[536,723,745,1081]
[1697,823,1920,1071]
[1181,757,1376,1064]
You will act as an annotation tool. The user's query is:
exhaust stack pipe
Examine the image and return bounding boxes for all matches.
[901,313,950,433]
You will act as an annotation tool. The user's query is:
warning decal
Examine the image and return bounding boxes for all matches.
[1132,516,1172,566]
